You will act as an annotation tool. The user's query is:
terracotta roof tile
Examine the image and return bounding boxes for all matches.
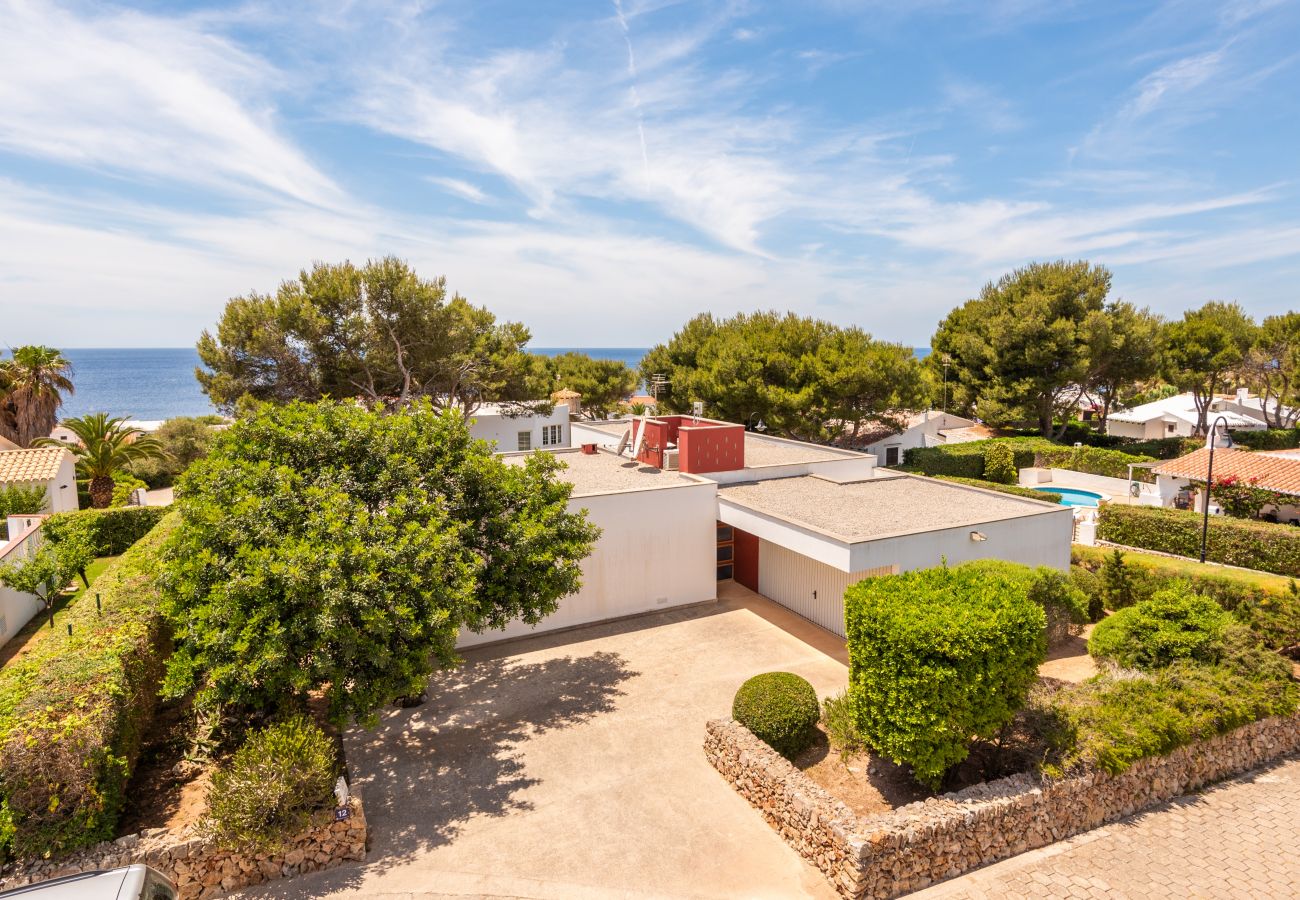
[0,447,70,484]
[1153,447,1300,496]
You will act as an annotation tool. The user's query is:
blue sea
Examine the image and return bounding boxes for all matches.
[48,346,929,422]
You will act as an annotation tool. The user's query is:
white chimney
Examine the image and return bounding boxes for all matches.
[1236,387,1249,403]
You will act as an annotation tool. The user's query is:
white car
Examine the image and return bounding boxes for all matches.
[0,866,176,900]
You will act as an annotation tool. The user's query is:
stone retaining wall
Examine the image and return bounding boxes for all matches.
[0,794,367,899]
[706,712,1300,899]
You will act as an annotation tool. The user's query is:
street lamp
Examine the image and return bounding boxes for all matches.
[941,354,952,413]
[1199,414,1231,564]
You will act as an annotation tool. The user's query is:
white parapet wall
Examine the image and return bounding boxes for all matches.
[457,478,719,647]
[0,519,45,649]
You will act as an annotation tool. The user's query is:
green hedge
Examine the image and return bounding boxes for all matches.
[903,438,1055,479]
[903,438,1155,482]
[1230,428,1300,451]
[0,513,176,862]
[43,506,169,556]
[732,672,820,759]
[1033,445,1157,481]
[1088,588,1235,670]
[934,476,1062,504]
[844,562,1046,789]
[1096,505,1300,578]
[1112,436,1200,460]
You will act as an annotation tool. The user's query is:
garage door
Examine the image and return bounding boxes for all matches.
[757,539,895,637]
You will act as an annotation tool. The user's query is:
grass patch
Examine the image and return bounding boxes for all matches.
[0,556,118,670]
[1073,545,1294,593]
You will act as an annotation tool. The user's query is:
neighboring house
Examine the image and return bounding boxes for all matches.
[1216,390,1298,430]
[0,516,46,648]
[843,411,977,467]
[1151,447,1300,524]
[0,435,19,452]
[1106,392,1266,439]
[468,403,570,453]
[0,447,79,513]
[461,415,1072,647]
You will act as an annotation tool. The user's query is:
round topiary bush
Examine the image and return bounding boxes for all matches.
[1088,586,1235,670]
[732,672,820,759]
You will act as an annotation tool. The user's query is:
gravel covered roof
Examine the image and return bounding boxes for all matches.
[504,448,697,496]
[719,474,1060,542]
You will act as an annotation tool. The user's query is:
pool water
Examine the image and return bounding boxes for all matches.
[1033,486,1104,508]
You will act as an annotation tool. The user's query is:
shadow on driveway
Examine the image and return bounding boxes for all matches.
[241,649,638,897]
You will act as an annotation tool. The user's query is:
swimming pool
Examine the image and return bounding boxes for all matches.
[1033,486,1104,508]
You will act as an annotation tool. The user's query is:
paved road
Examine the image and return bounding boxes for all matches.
[912,755,1300,900]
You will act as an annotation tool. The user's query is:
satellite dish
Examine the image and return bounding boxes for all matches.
[631,414,649,460]
[615,429,631,456]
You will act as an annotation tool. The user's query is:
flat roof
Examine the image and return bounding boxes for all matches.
[572,419,864,468]
[504,448,698,496]
[718,473,1061,542]
[742,433,859,467]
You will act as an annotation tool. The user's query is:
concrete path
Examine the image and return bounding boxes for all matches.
[236,585,847,899]
[911,755,1300,899]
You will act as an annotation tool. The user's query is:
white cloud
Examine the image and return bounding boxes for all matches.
[425,176,491,204]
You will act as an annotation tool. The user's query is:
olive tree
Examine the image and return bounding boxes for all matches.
[160,399,600,730]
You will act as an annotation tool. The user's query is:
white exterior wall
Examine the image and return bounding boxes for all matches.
[469,406,571,453]
[0,521,45,649]
[861,412,976,464]
[457,480,718,647]
[757,539,893,637]
[48,455,79,512]
[1105,419,1153,440]
[845,513,1073,574]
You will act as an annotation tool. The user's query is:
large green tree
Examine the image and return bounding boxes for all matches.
[196,258,543,415]
[1085,301,1163,429]
[1243,312,1300,428]
[932,260,1112,438]
[35,414,168,509]
[0,346,75,448]
[160,400,600,730]
[640,312,923,440]
[541,352,638,419]
[1159,302,1257,435]
[126,415,224,488]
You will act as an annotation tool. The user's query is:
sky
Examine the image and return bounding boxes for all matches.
[1,0,1298,349]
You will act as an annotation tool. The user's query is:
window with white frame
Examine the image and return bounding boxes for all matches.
[517,431,532,451]
[541,424,563,447]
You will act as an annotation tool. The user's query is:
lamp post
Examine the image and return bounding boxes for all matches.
[1199,414,1230,564]
[941,354,952,413]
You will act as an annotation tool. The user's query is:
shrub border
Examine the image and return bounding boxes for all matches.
[705,711,1300,899]
[0,793,366,900]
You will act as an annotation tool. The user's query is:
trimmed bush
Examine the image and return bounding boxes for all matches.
[1033,445,1157,481]
[903,437,1053,479]
[0,513,176,862]
[1115,436,1201,460]
[982,442,1018,484]
[1231,428,1300,451]
[1096,504,1300,578]
[1232,585,1300,653]
[732,672,820,759]
[1088,588,1236,670]
[844,563,1046,789]
[203,716,337,851]
[42,506,168,557]
[960,560,1088,646]
[934,476,1061,504]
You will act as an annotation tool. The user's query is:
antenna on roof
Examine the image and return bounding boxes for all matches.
[649,373,670,405]
[692,401,703,423]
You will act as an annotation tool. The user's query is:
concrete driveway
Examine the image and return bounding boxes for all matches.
[237,584,847,899]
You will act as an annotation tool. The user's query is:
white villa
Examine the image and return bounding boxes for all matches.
[1106,390,1282,440]
[467,402,571,453]
[0,447,79,515]
[459,415,1073,647]
[847,410,979,466]
[1151,447,1300,524]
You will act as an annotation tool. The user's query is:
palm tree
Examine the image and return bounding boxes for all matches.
[0,346,75,447]
[35,413,168,508]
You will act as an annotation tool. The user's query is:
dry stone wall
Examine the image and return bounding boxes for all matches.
[0,795,366,899]
[706,712,1300,899]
